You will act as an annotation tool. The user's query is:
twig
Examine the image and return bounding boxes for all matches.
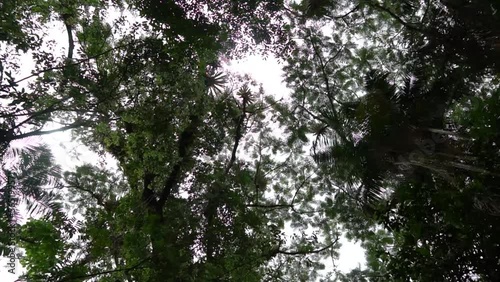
[0,41,138,91]
[275,237,339,256]
[325,4,360,20]
[9,122,86,141]
[369,3,424,33]
[57,257,150,282]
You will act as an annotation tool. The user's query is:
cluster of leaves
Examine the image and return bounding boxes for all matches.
[277,0,500,280]
[0,141,76,258]
[128,0,292,56]
[0,1,343,281]
[2,0,500,281]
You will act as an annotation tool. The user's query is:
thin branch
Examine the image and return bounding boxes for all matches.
[420,0,431,24]
[253,136,263,204]
[308,34,335,108]
[263,154,292,178]
[12,97,72,130]
[283,6,302,19]
[369,3,424,33]
[243,97,283,114]
[275,237,339,256]
[296,40,350,145]
[445,161,500,177]
[308,36,348,112]
[245,204,293,210]
[325,4,360,20]
[10,122,86,141]
[57,257,150,282]
[248,174,312,213]
[291,174,313,205]
[0,41,138,91]
[18,236,37,244]
[297,104,329,125]
[65,182,113,212]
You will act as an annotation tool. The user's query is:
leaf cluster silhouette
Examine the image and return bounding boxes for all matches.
[0,0,499,281]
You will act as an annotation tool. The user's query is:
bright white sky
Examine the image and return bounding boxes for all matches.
[0,7,366,281]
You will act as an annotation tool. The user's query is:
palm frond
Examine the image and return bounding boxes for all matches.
[2,136,43,165]
[0,141,64,246]
[364,70,393,95]
[360,174,386,206]
[205,65,227,95]
[0,170,20,255]
[237,84,254,105]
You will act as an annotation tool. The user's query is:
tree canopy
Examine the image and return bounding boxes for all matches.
[1,0,499,281]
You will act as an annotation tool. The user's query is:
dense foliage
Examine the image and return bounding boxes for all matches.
[0,0,499,281]
[278,0,500,281]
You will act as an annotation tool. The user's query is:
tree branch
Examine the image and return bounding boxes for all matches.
[308,35,335,108]
[12,97,72,130]
[157,113,201,208]
[65,182,114,212]
[64,21,74,61]
[325,4,360,20]
[0,41,138,91]
[141,172,161,213]
[57,257,150,282]
[9,122,86,141]
[272,237,339,257]
[245,203,293,210]
[298,104,329,125]
[369,3,423,33]
[224,107,245,175]
[59,8,75,62]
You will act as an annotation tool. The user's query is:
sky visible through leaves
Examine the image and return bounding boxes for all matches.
[1,0,499,281]
[0,8,364,280]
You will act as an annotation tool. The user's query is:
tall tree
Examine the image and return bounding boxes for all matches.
[278,0,500,280]
[6,1,343,281]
